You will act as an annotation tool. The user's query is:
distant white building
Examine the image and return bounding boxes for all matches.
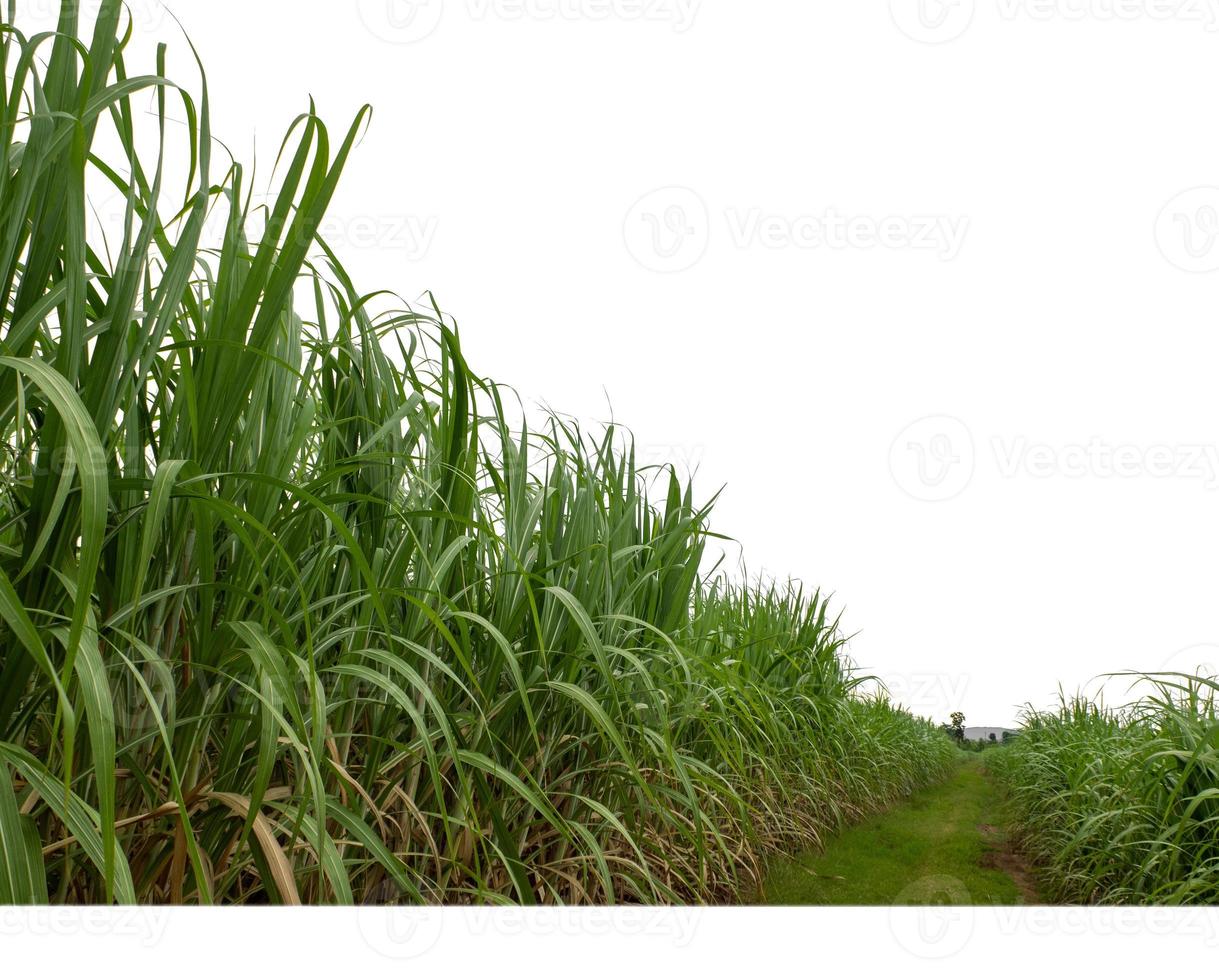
[963,726,1016,742]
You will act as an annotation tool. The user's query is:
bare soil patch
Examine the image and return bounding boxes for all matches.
[978,823,1041,904]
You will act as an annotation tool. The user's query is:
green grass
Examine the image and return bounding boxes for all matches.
[763,756,1031,905]
[0,2,957,904]
[989,674,1219,905]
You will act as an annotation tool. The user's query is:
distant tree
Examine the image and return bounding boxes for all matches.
[988,732,997,742]
[947,711,965,742]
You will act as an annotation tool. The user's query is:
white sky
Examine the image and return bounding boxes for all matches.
[36,0,1219,727]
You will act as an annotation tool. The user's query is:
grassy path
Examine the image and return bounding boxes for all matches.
[762,756,1040,904]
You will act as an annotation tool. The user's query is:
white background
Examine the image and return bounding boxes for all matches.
[3,905,1219,976]
[44,0,1219,727]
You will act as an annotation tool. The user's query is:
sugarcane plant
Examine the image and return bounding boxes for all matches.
[0,1,955,905]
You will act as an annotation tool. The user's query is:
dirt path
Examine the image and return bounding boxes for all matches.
[762,756,1041,904]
